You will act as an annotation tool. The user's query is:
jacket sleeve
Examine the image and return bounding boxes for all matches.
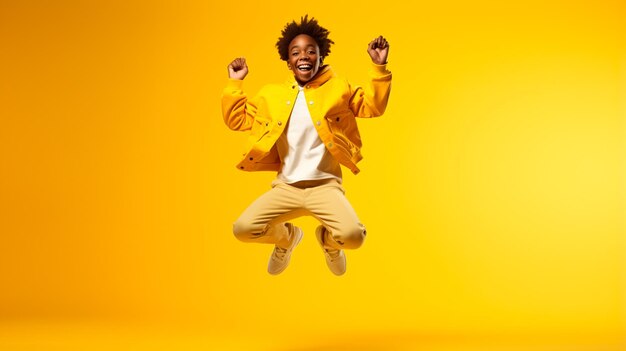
[221,79,258,131]
[348,63,392,118]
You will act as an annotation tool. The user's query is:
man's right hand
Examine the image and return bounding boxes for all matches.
[227,57,248,80]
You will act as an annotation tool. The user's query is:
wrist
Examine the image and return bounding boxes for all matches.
[370,62,391,76]
[226,78,245,90]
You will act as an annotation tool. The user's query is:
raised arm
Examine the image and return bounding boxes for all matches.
[222,57,257,131]
[349,36,392,118]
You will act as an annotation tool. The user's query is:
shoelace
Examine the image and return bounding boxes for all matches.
[318,227,341,261]
[324,248,342,262]
[273,246,288,261]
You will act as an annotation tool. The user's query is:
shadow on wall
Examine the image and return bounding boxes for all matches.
[270,331,626,351]
[273,338,417,351]
[271,331,438,351]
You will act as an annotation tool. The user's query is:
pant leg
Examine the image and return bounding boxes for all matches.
[233,180,307,247]
[304,180,366,250]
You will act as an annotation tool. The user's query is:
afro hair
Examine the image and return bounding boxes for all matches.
[276,15,334,61]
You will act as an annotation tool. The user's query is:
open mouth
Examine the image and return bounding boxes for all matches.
[297,64,313,72]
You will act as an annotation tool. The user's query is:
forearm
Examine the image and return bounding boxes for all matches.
[221,79,254,131]
[350,63,392,118]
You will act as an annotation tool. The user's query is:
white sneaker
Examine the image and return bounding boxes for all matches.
[267,223,303,275]
[315,225,346,276]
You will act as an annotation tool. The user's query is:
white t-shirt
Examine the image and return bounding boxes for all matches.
[276,86,342,184]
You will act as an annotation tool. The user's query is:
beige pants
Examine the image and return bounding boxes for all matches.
[233,178,366,250]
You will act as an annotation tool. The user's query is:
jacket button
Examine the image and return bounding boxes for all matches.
[306,85,311,89]
[278,121,282,126]
[240,166,244,169]
[286,101,290,105]
[328,142,333,148]
[249,157,253,161]
[336,117,340,122]
[309,101,314,105]
[316,121,321,126]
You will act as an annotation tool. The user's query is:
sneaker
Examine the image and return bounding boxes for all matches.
[315,225,346,276]
[267,223,303,275]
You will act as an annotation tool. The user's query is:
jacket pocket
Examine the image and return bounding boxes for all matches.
[251,117,271,141]
[325,111,361,154]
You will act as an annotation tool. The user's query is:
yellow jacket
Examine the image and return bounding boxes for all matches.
[221,63,392,175]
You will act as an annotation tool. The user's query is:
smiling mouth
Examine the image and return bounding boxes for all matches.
[297,64,313,72]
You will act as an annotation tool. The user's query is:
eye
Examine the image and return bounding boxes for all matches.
[291,52,298,56]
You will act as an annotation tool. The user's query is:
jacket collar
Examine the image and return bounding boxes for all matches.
[286,65,335,89]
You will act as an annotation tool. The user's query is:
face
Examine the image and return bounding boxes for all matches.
[287,34,322,85]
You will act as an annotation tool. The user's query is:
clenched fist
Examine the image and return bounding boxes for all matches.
[227,57,248,80]
[367,36,390,65]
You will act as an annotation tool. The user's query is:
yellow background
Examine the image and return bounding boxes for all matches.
[1,0,624,350]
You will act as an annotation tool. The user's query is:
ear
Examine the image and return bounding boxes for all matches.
[287,63,292,70]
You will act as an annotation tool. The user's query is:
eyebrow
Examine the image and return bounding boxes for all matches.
[290,44,316,51]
